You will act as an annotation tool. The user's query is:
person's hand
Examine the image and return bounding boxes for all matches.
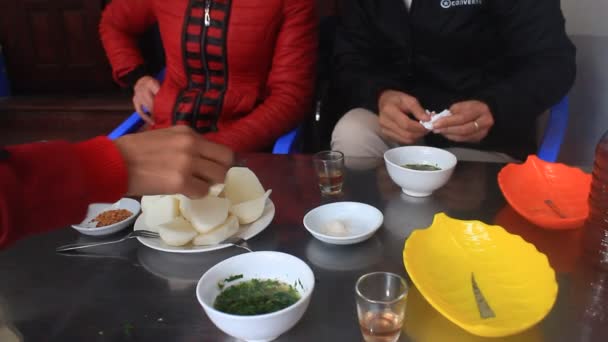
[114,126,234,198]
[432,100,494,143]
[133,76,160,125]
[378,90,430,144]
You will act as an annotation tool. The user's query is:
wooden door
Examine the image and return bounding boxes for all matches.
[0,0,116,94]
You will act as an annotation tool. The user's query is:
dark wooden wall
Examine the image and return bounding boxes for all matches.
[0,0,115,94]
[0,0,341,95]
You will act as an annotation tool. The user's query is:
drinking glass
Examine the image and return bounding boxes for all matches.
[356,272,408,342]
[313,150,345,195]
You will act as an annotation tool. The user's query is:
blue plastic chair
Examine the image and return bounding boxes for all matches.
[538,96,569,163]
[271,127,300,154]
[0,45,11,98]
[108,68,299,153]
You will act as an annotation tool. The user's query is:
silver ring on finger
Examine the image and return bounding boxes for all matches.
[473,120,480,132]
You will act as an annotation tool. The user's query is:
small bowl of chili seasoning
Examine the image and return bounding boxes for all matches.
[71,198,140,236]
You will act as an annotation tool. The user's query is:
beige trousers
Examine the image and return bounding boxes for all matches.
[331,108,517,163]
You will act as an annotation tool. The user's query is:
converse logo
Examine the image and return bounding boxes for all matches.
[441,0,483,9]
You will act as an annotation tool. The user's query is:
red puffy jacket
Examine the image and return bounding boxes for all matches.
[100,0,318,152]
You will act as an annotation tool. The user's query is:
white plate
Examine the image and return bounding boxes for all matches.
[134,199,275,253]
[71,198,140,236]
[303,202,384,245]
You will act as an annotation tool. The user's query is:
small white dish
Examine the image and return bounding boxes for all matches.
[196,251,315,342]
[71,198,140,236]
[303,202,384,245]
[384,146,457,197]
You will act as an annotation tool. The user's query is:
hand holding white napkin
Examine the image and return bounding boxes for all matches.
[421,109,452,131]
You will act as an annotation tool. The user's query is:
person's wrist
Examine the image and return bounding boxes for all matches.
[134,75,153,90]
[113,135,140,195]
[378,90,396,108]
[469,96,496,118]
[74,137,129,202]
[119,64,150,90]
[113,135,135,165]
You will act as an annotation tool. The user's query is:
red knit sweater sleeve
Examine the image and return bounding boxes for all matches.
[0,137,128,249]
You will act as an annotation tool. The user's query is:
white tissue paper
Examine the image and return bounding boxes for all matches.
[421,109,452,131]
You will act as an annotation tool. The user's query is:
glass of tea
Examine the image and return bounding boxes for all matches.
[356,272,408,342]
[313,150,345,195]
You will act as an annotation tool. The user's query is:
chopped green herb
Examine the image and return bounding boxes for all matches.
[218,274,244,290]
[401,163,441,171]
[214,278,301,315]
[225,274,244,282]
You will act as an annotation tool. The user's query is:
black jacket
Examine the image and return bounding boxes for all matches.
[333,0,576,159]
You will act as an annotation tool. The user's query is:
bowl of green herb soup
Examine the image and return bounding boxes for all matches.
[196,252,315,342]
[384,146,457,197]
[214,278,301,315]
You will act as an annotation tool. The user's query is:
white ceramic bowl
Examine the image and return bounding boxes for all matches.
[71,198,140,236]
[303,202,384,245]
[384,146,457,197]
[196,252,315,342]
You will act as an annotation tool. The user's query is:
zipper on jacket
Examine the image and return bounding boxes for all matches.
[200,0,212,129]
[204,0,211,27]
[192,92,203,127]
[211,0,231,132]
[202,0,211,92]
[406,0,415,78]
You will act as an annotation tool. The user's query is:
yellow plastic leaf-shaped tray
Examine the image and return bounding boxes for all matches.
[405,286,543,342]
[403,213,558,337]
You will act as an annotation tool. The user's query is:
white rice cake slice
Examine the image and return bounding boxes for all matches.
[179,195,231,234]
[158,217,198,246]
[209,183,225,197]
[143,195,180,227]
[230,190,272,225]
[193,214,239,246]
[223,167,265,204]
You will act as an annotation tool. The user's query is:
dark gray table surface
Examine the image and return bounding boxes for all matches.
[0,155,606,342]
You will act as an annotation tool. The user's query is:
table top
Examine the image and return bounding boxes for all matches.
[1,154,607,342]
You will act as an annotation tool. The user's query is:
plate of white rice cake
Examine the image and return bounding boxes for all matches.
[134,167,274,253]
